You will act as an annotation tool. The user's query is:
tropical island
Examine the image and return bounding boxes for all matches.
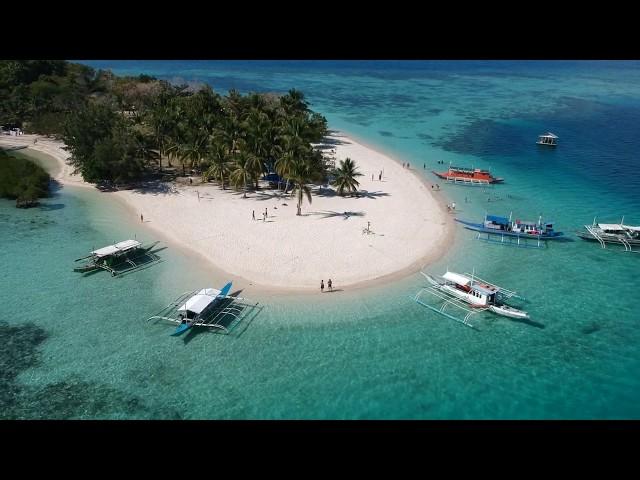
[0,60,451,291]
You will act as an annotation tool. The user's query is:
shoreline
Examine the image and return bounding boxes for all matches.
[1,132,455,294]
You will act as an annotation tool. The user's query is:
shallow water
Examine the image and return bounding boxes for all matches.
[2,60,639,418]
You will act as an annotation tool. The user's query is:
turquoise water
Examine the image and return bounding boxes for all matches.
[2,61,640,418]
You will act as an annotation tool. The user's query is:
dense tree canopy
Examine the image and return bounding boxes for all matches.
[1,60,345,214]
[0,151,50,207]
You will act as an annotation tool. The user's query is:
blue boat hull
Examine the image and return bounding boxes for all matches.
[455,219,564,240]
[171,322,193,336]
[169,281,233,337]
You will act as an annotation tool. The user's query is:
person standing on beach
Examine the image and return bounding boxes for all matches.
[265,207,268,218]
[372,173,374,181]
[263,212,266,222]
[252,210,255,221]
[140,213,144,222]
[321,280,324,293]
[328,279,333,292]
[379,172,382,181]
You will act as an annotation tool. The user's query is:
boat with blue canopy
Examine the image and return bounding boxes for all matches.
[455,213,563,248]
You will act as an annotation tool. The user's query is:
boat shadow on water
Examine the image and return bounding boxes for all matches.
[506,315,545,329]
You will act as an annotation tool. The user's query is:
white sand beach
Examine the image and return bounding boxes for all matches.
[1,132,454,291]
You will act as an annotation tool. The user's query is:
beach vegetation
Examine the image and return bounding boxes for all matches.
[0,151,50,207]
[2,60,336,210]
[332,157,363,196]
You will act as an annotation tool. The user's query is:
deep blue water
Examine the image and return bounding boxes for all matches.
[2,60,639,418]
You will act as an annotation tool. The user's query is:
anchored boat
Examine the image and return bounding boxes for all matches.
[147,281,261,336]
[413,270,528,328]
[456,213,563,248]
[74,239,160,276]
[576,217,640,252]
[536,132,558,146]
[432,164,504,186]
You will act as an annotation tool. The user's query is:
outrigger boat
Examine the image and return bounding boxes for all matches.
[74,239,161,276]
[576,217,640,252]
[536,132,558,146]
[456,213,563,248]
[413,270,528,329]
[147,282,262,336]
[432,164,504,186]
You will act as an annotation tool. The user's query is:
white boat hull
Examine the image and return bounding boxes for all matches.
[489,305,529,319]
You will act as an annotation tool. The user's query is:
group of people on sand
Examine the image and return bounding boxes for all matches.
[252,207,271,222]
[320,279,333,293]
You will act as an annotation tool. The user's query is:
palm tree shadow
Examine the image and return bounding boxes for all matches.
[315,188,338,198]
[356,190,390,199]
[310,210,366,220]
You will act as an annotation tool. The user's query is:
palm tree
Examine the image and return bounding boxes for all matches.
[244,111,271,189]
[289,157,319,216]
[176,134,208,176]
[229,151,256,198]
[275,117,307,194]
[332,157,363,196]
[204,142,231,189]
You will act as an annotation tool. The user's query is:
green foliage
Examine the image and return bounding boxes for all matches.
[0,60,100,132]
[3,60,332,206]
[332,157,363,196]
[61,103,144,183]
[0,153,50,205]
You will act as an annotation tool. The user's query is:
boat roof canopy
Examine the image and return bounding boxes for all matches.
[91,239,142,257]
[486,215,509,224]
[599,223,625,231]
[623,225,640,232]
[473,284,498,295]
[178,288,222,314]
[539,132,558,138]
[443,271,471,286]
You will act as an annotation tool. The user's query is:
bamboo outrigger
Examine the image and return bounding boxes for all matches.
[74,239,161,276]
[147,284,262,335]
[412,270,528,329]
[455,213,563,249]
[576,217,640,252]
